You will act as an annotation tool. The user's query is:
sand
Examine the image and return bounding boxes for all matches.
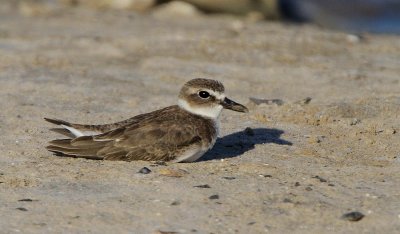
[0,7,399,234]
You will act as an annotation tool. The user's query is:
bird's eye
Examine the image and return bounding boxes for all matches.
[198,91,210,99]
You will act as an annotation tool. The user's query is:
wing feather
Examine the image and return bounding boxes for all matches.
[44,106,179,137]
[46,114,203,162]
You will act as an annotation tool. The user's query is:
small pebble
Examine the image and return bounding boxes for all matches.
[341,211,365,221]
[138,167,151,174]
[16,207,28,211]
[295,97,312,105]
[303,97,312,104]
[305,187,313,191]
[209,195,219,200]
[170,201,180,206]
[249,97,284,106]
[294,182,300,186]
[18,199,37,202]
[194,184,211,188]
[312,175,327,183]
[222,177,236,180]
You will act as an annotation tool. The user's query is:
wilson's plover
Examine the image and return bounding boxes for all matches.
[45,78,248,162]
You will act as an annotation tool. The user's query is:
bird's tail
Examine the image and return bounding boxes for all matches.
[46,136,108,160]
[44,118,103,137]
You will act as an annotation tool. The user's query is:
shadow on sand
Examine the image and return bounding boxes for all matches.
[200,128,292,161]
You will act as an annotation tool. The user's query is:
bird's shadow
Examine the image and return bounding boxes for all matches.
[200,128,292,161]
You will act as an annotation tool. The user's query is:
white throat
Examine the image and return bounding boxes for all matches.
[178,99,223,119]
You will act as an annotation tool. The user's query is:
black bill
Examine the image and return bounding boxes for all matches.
[220,97,249,113]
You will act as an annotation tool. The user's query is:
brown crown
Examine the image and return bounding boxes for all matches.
[181,78,225,93]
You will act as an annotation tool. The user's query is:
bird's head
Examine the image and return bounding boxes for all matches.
[178,78,248,119]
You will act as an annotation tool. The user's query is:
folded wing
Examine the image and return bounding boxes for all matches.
[46,121,202,161]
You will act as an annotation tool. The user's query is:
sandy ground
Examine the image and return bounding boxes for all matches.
[0,8,400,234]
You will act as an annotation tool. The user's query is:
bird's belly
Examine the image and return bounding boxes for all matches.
[174,148,207,163]
[174,123,218,163]
[174,140,216,163]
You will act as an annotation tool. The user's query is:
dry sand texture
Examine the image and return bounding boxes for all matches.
[0,7,400,234]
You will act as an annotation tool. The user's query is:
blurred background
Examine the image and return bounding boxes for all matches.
[1,0,400,34]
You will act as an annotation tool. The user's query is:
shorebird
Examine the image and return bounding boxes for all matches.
[45,78,248,162]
